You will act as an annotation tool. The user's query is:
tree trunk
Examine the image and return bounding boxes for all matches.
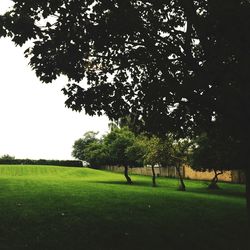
[151,165,156,187]
[208,170,223,190]
[176,164,186,191]
[124,165,132,184]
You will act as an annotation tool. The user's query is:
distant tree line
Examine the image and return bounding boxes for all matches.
[0,155,83,168]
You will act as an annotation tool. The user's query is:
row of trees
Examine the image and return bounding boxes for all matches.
[72,126,222,190]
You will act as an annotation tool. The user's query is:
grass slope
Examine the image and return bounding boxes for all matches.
[0,165,248,250]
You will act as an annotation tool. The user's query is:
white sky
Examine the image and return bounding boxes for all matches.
[0,2,109,160]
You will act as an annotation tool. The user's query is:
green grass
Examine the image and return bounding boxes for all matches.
[0,165,248,250]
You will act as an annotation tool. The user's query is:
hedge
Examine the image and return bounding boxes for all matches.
[0,159,83,167]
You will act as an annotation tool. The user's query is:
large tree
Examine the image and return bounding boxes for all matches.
[1,1,250,215]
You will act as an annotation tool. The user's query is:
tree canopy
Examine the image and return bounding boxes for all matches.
[72,131,98,161]
[2,1,250,141]
[190,132,243,189]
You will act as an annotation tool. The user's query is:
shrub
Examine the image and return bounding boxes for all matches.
[0,159,83,167]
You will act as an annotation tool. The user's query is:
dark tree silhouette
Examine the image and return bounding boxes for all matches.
[191,133,229,189]
[209,170,223,190]
[1,1,250,217]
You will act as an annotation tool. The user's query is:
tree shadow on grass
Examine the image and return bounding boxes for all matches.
[89,178,245,198]
[90,180,153,187]
[187,185,246,199]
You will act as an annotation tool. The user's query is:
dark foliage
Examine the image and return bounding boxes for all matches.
[191,132,246,171]
[1,1,250,150]
[0,1,247,136]
[191,132,246,189]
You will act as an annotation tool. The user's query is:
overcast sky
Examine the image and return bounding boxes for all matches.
[0,2,109,160]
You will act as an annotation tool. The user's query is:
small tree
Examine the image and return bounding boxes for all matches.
[143,136,174,187]
[191,133,229,189]
[143,136,161,187]
[171,139,192,191]
[103,127,135,184]
[72,131,98,161]
[83,140,108,168]
[143,134,191,190]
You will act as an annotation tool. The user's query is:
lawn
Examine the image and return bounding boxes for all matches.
[0,165,248,250]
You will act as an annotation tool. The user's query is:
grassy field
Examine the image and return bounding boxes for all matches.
[0,165,248,250]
